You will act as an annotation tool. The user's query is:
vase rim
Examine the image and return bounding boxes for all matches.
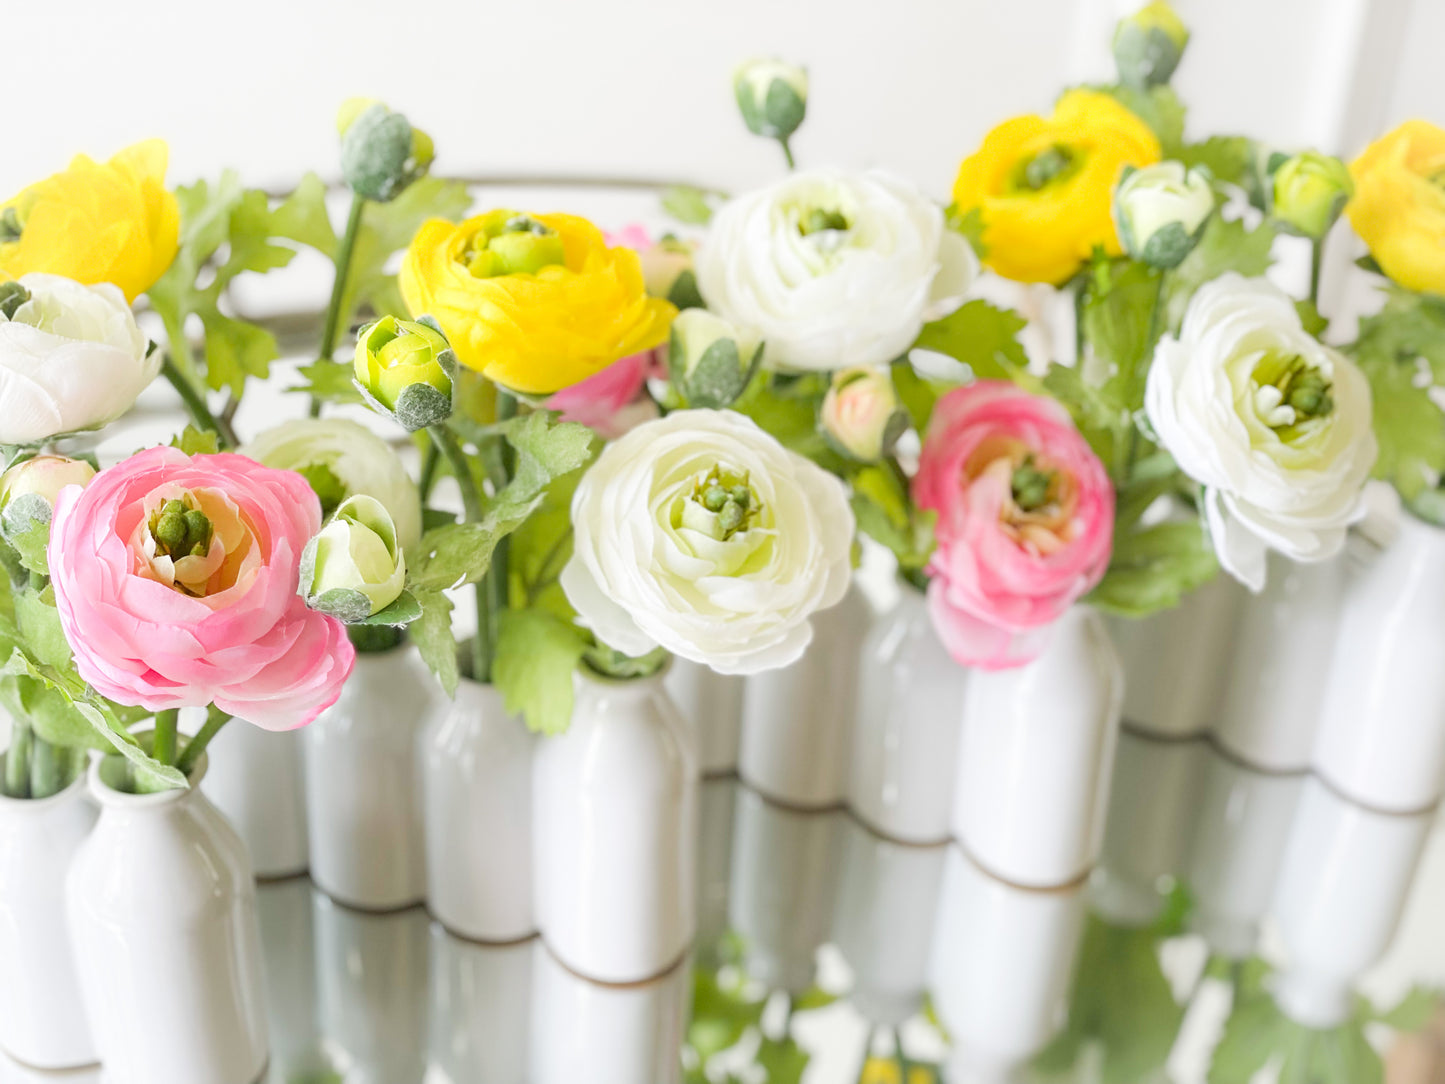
[87,749,209,809]
[577,655,675,688]
[0,751,91,812]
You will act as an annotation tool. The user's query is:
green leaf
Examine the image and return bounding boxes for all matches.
[1373,986,1440,1031]
[1041,363,1131,477]
[912,299,1029,382]
[731,372,847,471]
[754,1036,810,1084]
[1179,136,1258,190]
[170,424,220,456]
[1091,519,1219,616]
[1084,258,1164,411]
[946,203,987,258]
[493,608,588,735]
[0,675,106,750]
[1295,298,1328,337]
[661,185,719,226]
[1167,216,1277,328]
[0,494,52,575]
[1100,84,1186,155]
[292,359,365,405]
[409,588,458,696]
[850,465,935,572]
[357,590,423,627]
[268,172,337,256]
[201,310,280,396]
[15,587,72,672]
[790,985,838,1013]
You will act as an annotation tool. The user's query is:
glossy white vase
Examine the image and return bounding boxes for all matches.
[929,845,1086,1082]
[67,754,268,1084]
[529,945,688,1084]
[202,721,308,879]
[951,607,1122,888]
[305,645,435,910]
[665,659,745,776]
[534,666,697,984]
[421,678,535,942]
[1313,515,1445,811]
[1270,778,1431,1029]
[427,926,533,1084]
[739,587,871,808]
[0,766,97,1070]
[1213,553,1345,771]
[847,586,969,844]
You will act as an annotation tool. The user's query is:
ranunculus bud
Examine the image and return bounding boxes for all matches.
[300,495,407,622]
[0,455,95,576]
[639,236,703,310]
[337,99,434,203]
[733,58,809,142]
[1112,1,1190,89]
[1270,150,1354,239]
[820,367,908,462]
[353,314,455,432]
[668,309,763,410]
[1113,161,1214,269]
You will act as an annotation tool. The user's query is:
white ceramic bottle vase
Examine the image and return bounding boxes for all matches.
[1212,553,1345,772]
[0,762,97,1070]
[67,754,268,1084]
[1183,746,1305,960]
[1107,574,1242,739]
[665,659,746,776]
[421,677,535,942]
[1313,514,1445,811]
[533,665,697,984]
[305,643,435,910]
[739,587,872,808]
[428,926,533,1084]
[951,607,1123,888]
[1269,777,1432,1029]
[202,720,308,879]
[847,584,969,844]
[929,845,1087,1082]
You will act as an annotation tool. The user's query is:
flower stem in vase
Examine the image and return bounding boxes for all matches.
[175,706,233,778]
[428,422,492,682]
[310,193,367,418]
[4,717,32,798]
[151,708,179,769]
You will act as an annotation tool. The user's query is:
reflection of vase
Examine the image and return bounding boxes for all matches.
[666,659,745,776]
[1314,515,1445,811]
[1184,747,1305,960]
[0,767,96,1070]
[727,789,844,994]
[695,778,738,955]
[929,845,1086,1082]
[1270,778,1431,1029]
[67,755,267,1084]
[951,607,1122,888]
[739,587,871,808]
[1213,554,1344,771]
[534,667,696,984]
[1092,733,1207,927]
[847,586,968,844]
[305,645,435,910]
[832,816,946,1027]
[421,678,535,942]
[255,879,328,1082]
[428,926,533,1084]
[203,722,308,879]
[529,946,688,1084]
[313,895,429,1084]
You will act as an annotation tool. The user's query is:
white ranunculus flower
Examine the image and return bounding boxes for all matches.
[561,409,855,674]
[1113,161,1214,269]
[695,168,977,372]
[241,418,422,551]
[301,495,406,618]
[0,273,155,445]
[1145,273,1377,591]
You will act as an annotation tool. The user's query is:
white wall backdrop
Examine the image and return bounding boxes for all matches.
[5,0,1440,201]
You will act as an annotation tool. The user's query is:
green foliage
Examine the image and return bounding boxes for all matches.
[0,494,52,576]
[661,185,721,226]
[945,203,987,259]
[1081,257,1164,411]
[292,359,364,404]
[493,608,588,735]
[1166,216,1277,328]
[1099,83,1186,155]
[911,299,1030,383]
[1091,517,1219,616]
[731,372,847,472]
[170,424,221,455]
[1179,136,1258,191]
[408,587,457,696]
[850,465,935,573]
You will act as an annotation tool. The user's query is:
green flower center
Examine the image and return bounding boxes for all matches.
[464,215,566,279]
[1010,456,1056,512]
[149,497,214,561]
[798,206,852,236]
[688,467,761,541]
[1252,349,1334,441]
[1012,144,1078,192]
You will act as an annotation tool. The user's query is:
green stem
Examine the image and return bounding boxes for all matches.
[163,357,233,449]
[1309,237,1324,308]
[429,424,490,681]
[780,138,796,171]
[4,718,32,798]
[1120,269,1170,486]
[895,1027,913,1083]
[419,438,441,503]
[151,708,179,768]
[483,393,518,681]
[28,736,63,800]
[310,193,368,419]
[176,706,232,777]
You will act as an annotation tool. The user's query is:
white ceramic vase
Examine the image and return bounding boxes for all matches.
[951,607,1122,888]
[67,754,268,1084]
[665,658,745,776]
[421,678,535,942]
[202,720,308,879]
[0,764,97,1070]
[1313,514,1445,811]
[1212,553,1345,772]
[1269,778,1431,1029]
[847,585,969,845]
[305,644,435,910]
[533,666,697,984]
[739,587,871,808]
[428,926,533,1084]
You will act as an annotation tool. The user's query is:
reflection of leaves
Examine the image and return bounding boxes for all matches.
[755,1035,810,1084]
[1371,986,1440,1031]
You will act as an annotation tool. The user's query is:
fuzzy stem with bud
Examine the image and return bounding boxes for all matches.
[311,194,368,418]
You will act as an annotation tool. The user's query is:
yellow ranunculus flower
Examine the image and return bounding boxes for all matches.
[1348,120,1445,296]
[399,209,676,395]
[0,140,180,303]
[952,89,1162,284]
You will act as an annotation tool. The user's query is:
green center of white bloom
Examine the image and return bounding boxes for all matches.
[1251,349,1334,442]
[685,467,760,541]
[798,206,851,237]
[668,465,774,578]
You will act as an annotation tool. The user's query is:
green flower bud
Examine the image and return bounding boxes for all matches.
[0,455,94,512]
[1113,0,1190,89]
[733,58,809,142]
[1113,161,1214,269]
[0,279,30,320]
[354,314,455,432]
[300,494,407,622]
[668,309,763,410]
[1270,150,1354,239]
[820,366,908,462]
[337,99,434,203]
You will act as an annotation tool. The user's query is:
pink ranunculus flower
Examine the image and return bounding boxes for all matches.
[913,381,1114,669]
[48,446,355,729]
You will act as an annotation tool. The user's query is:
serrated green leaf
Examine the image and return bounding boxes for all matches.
[269,172,338,256]
[1099,83,1186,155]
[357,590,423,627]
[1084,258,1165,411]
[201,310,279,396]
[850,465,935,572]
[1091,519,1219,616]
[0,674,105,750]
[493,608,587,735]
[1167,216,1277,328]
[409,588,457,696]
[15,587,71,672]
[170,424,220,456]
[0,495,51,575]
[912,299,1029,382]
[661,185,718,226]
[1179,136,1258,190]
[731,372,848,472]
[292,359,365,405]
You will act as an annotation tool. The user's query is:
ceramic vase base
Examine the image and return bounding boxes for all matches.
[847,806,951,849]
[953,839,1094,894]
[734,773,846,815]
[539,938,692,990]
[1207,733,1314,778]
[432,922,539,949]
[310,884,425,916]
[0,1047,99,1073]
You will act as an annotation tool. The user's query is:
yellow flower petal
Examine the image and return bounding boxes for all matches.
[1348,120,1445,296]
